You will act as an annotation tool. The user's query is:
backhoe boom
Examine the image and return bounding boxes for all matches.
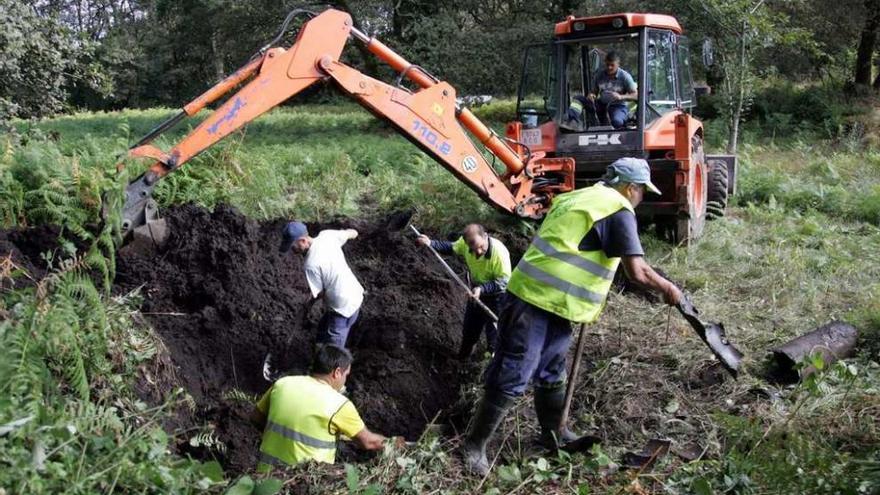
[118,8,574,237]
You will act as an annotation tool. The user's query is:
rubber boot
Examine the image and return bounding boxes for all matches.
[461,390,514,476]
[534,382,579,449]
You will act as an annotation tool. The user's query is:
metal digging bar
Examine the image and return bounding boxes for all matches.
[408,224,498,322]
[676,293,744,378]
[556,323,602,454]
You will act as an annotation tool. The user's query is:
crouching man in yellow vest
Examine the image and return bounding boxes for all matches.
[461,158,684,476]
[252,345,387,471]
[416,224,512,359]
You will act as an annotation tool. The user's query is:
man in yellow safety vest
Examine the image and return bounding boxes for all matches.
[461,157,683,476]
[252,345,387,471]
[416,224,512,358]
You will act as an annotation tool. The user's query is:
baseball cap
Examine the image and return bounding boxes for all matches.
[279,221,308,253]
[604,157,661,194]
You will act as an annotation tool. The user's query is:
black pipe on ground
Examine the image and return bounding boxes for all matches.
[770,321,858,383]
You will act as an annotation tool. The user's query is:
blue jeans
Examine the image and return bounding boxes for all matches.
[484,295,572,396]
[585,100,629,129]
[316,308,360,348]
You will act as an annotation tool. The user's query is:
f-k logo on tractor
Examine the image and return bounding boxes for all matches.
[579,133,622,146]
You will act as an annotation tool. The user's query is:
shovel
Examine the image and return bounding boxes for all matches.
[408,224,498,322]
[676,293,744,378]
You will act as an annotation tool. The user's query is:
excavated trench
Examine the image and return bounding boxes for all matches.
[110,204,491,471]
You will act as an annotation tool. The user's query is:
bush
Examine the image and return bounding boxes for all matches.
[748,81,848,138]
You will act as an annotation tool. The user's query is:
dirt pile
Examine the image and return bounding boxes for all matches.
[0,224,65,290]
[114,204,483,471]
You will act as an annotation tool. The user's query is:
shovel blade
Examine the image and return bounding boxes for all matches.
[384,209,415,232]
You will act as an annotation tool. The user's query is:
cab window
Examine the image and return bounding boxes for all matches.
[516,43,556,121]
[646,29,677,122]
[676,36,696,108]
[558,34,639,132]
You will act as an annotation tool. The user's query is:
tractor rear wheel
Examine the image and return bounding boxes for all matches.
[707,159,729,219]
[652,136,708,245]
[673,136,708,244]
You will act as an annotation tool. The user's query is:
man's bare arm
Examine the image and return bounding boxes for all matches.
[352,428,387,451]
[622,256,682,305]
[619,90,638,101]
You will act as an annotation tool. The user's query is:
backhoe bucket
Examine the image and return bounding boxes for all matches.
[121,198,169,256]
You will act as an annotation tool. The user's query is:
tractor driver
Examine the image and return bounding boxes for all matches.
[581,51,638,129]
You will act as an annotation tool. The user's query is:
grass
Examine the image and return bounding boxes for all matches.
[2,100,880,494]
[10,103,513,231]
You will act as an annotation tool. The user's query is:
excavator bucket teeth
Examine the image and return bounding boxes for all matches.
[122,219,169,257]
[120,196,168,256]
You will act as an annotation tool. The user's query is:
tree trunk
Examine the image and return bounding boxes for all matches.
[726,20,749,155]
[854,0,880,86]
[727,107,741,154]
[211,31,225,83]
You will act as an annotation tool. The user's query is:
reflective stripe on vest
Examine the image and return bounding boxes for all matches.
[266,420,336,449]
[508,184,634,323]
[529,236,615,281]
[257,376,348,469]
[516,260,605,303]
[259,451,286,467]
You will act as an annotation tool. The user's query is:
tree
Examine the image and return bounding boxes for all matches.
[0,1,109,122]
[660,0,802,153]
[854,0,880,87]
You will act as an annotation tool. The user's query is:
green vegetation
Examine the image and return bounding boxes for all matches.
[2,98,879,493]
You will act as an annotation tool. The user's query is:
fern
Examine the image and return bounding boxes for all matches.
[63,339,90,401]
[222,388,257,404]
[189,430,227,455]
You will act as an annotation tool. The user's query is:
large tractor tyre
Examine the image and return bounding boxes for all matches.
[706,159,729,219]
[674,136,708,244]
[653,136,708,245]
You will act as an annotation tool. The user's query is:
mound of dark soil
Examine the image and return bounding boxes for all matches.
[0,224,64,290]
[115,204,485,471]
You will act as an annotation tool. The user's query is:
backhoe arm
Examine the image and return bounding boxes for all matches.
[118,8,573,234]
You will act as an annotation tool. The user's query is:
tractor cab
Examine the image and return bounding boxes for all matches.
[508,13,735,243]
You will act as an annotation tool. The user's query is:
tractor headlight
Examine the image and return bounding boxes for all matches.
[573,21,586,31]
[611,17,625,28]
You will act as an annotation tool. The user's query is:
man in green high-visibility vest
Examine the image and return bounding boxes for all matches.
[416,223,512,359]
[461,157,683,476]
[252,345,387,471]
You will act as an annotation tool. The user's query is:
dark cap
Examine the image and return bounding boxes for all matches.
[279,221,308,253]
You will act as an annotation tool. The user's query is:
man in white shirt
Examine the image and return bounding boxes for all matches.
[279,221,365,348]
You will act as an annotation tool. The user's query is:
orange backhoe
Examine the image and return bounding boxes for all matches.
[119,8,734,247]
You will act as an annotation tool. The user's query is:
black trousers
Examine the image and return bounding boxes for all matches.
[460,294,501,356]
